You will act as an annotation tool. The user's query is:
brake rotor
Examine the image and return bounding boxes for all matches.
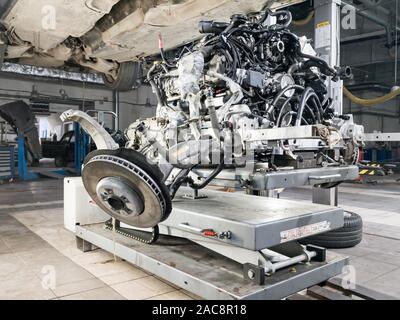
[82,149,172,228]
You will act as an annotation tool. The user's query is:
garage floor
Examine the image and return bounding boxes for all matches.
[0,178,399,300]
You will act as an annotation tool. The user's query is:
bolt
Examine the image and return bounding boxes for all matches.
[247,269,256,280]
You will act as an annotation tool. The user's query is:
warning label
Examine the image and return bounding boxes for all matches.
[280,221,331,243]
[315,21,331,48]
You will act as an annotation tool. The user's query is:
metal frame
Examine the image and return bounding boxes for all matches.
[363,132,400,142]
[17,135,39,181]
[314,0,343,115]
[60,110,119,150]
[73,123,90,175]
[194,165,359,190]
[67,178,349,300]
[160,188,344,251]
[75,223,348,300]
[243,125,321,142]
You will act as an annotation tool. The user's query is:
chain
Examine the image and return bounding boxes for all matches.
[105,220,159,245]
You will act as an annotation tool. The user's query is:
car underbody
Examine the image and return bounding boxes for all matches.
[0,0,303,90]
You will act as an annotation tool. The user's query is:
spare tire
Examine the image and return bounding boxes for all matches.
[300,211,363,248]
[102,61,142,91]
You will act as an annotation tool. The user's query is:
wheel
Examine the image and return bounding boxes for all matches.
[82,148,172,228]
[102,61,142,91]
[55,156,67,167]
[300,211,363,248]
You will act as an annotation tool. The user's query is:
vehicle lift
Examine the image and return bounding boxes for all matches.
[17,135,40,181]
[73,123,90,175]
[17,122,89,181]
[65,168,355,300]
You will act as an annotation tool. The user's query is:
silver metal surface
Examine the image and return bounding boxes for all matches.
[182,235,312,273]
[363,132,400,142]
[314,0,343,114]
[83,154,167,228]
[76,223,348,300]
[249,166,358,190]
[195,165,359,190]
[265,252,316,274]
[243,125,319,142]
[313,186,339,206]
[60,110,119,150]
[163,188,344,251]
[309,174,342,180]
[96,177,144,217]
[1,62,104,84]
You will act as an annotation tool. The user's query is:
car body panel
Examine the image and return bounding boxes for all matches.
[0,100,42,164]
[2,0,119,51]
[91,0,299,62]
[0,0,303,66]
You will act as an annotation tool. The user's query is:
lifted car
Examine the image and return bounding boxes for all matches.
[0,0,302,91]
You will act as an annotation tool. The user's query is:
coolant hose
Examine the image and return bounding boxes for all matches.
[343,86,400,107]
[271,85,305,107]
[296,87,315,126]
[292,11,315,27]
[189,156,225,190]
[267,10,293,30]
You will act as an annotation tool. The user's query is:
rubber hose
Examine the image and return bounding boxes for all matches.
[271,85,305,108]
[189,158,224,190]
[343,86,400,107]
[296,87,314,126]
[276,96,292,127]
[292,10,315,27]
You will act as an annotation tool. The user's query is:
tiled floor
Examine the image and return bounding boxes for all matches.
[0,202,194,300]
[280,181,400,298]
[0,178,400,299]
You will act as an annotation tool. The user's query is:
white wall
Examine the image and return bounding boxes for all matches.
[118,85,157,131]
[0,75,116,141]
[0,75,162,146]
[0,77,114,110]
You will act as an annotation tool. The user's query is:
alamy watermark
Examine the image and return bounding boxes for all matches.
[41,5,57,31]
[41,265,56,290]
[341,5,357,30]
[341,265,357,290]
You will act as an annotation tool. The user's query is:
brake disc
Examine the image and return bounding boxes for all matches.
[82,149,172,228]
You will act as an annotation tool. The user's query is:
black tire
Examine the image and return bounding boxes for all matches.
[340,211,364,231]
[55,156,67,168]
[300,212,363,249]
[102,61,142,91]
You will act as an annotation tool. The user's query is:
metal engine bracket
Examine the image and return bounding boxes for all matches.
[60,109,119,150]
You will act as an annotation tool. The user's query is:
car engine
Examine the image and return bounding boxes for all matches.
[63,9,364,229]
[126,10,361,188]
